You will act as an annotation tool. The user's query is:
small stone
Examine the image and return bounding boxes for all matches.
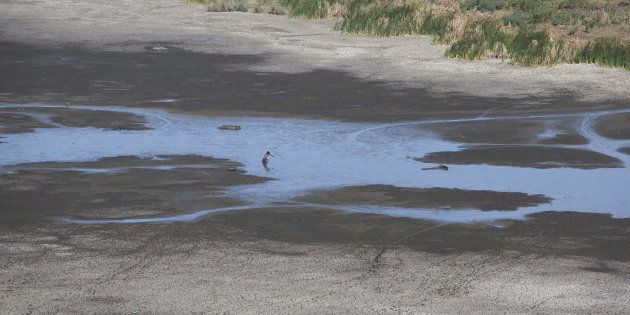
[422,164,449,171]
[218,125,241,131]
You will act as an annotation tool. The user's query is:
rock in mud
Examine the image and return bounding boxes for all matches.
[422,165,448,171]
[218,125,241,131]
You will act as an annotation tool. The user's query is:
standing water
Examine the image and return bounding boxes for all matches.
[1,103,629,223]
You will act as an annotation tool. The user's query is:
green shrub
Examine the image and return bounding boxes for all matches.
[182,0,630,71]
[204,0,256,12]
[447,18,512,59]
[582,16,604,31]
[508,0,569,24]
[461,0,508,11]
[234,1,249,11]
[335,1,422,36]
[501,11,528,26]
[480,0,508,11]
[461,0,477,10]
[269,5,287,14]
[507,27,565,65]
[335,1,457,41]
[281,0,339,18]
[420,11,455,42]
[557,0,593,9]
[575,38,630,69]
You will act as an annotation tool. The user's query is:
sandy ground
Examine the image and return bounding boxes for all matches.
[2,0,630,313]
[1,111,630,313]
[1,0,630,103]
[1,0,629,111]
[2,210,630,313]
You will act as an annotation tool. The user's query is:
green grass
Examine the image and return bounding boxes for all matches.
[183,0,287,13]
[281,0,338,18]
[448,23,569,66]
[507,0,569,25]
[575,38,630,70]
[182,0,630,70]
[420,11,456,43]
[461,0,508,12]
[501,11,528,26]
[448,22,628,69]
[207,0,249,12]
[447,18,511,59]
[333,0,456,42]
[335,1,422,36]
[507,28,566,65]
[558,0,593,10]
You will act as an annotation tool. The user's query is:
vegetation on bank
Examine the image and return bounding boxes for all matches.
[184,0,630,70]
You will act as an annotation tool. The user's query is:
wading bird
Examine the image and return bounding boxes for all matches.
[262,150,273,168]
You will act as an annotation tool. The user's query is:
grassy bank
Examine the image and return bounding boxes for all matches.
[185,0,630,70]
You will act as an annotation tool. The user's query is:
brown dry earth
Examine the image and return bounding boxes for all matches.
[2,209,630,313]
[1,107,630,313]
[1,0,630,313]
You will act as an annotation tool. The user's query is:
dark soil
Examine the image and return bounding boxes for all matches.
[418,145,622,169]
[297,184,551,211]
[595,113,630,140]
[0,41,613,123]
[0,107,149,131]
[0,112,54,133]
[0,155,268,220]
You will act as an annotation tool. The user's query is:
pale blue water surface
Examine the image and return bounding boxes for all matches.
[1,103,628,224]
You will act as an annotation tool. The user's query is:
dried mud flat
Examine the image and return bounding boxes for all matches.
[0,155,267,220]
[1,0,630,312]
[1,0,630,104]
[2,209,630,313]
[1,106,630,313]
[1,41,594,123]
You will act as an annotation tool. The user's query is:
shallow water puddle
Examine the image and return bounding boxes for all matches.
[1,103,629,223]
